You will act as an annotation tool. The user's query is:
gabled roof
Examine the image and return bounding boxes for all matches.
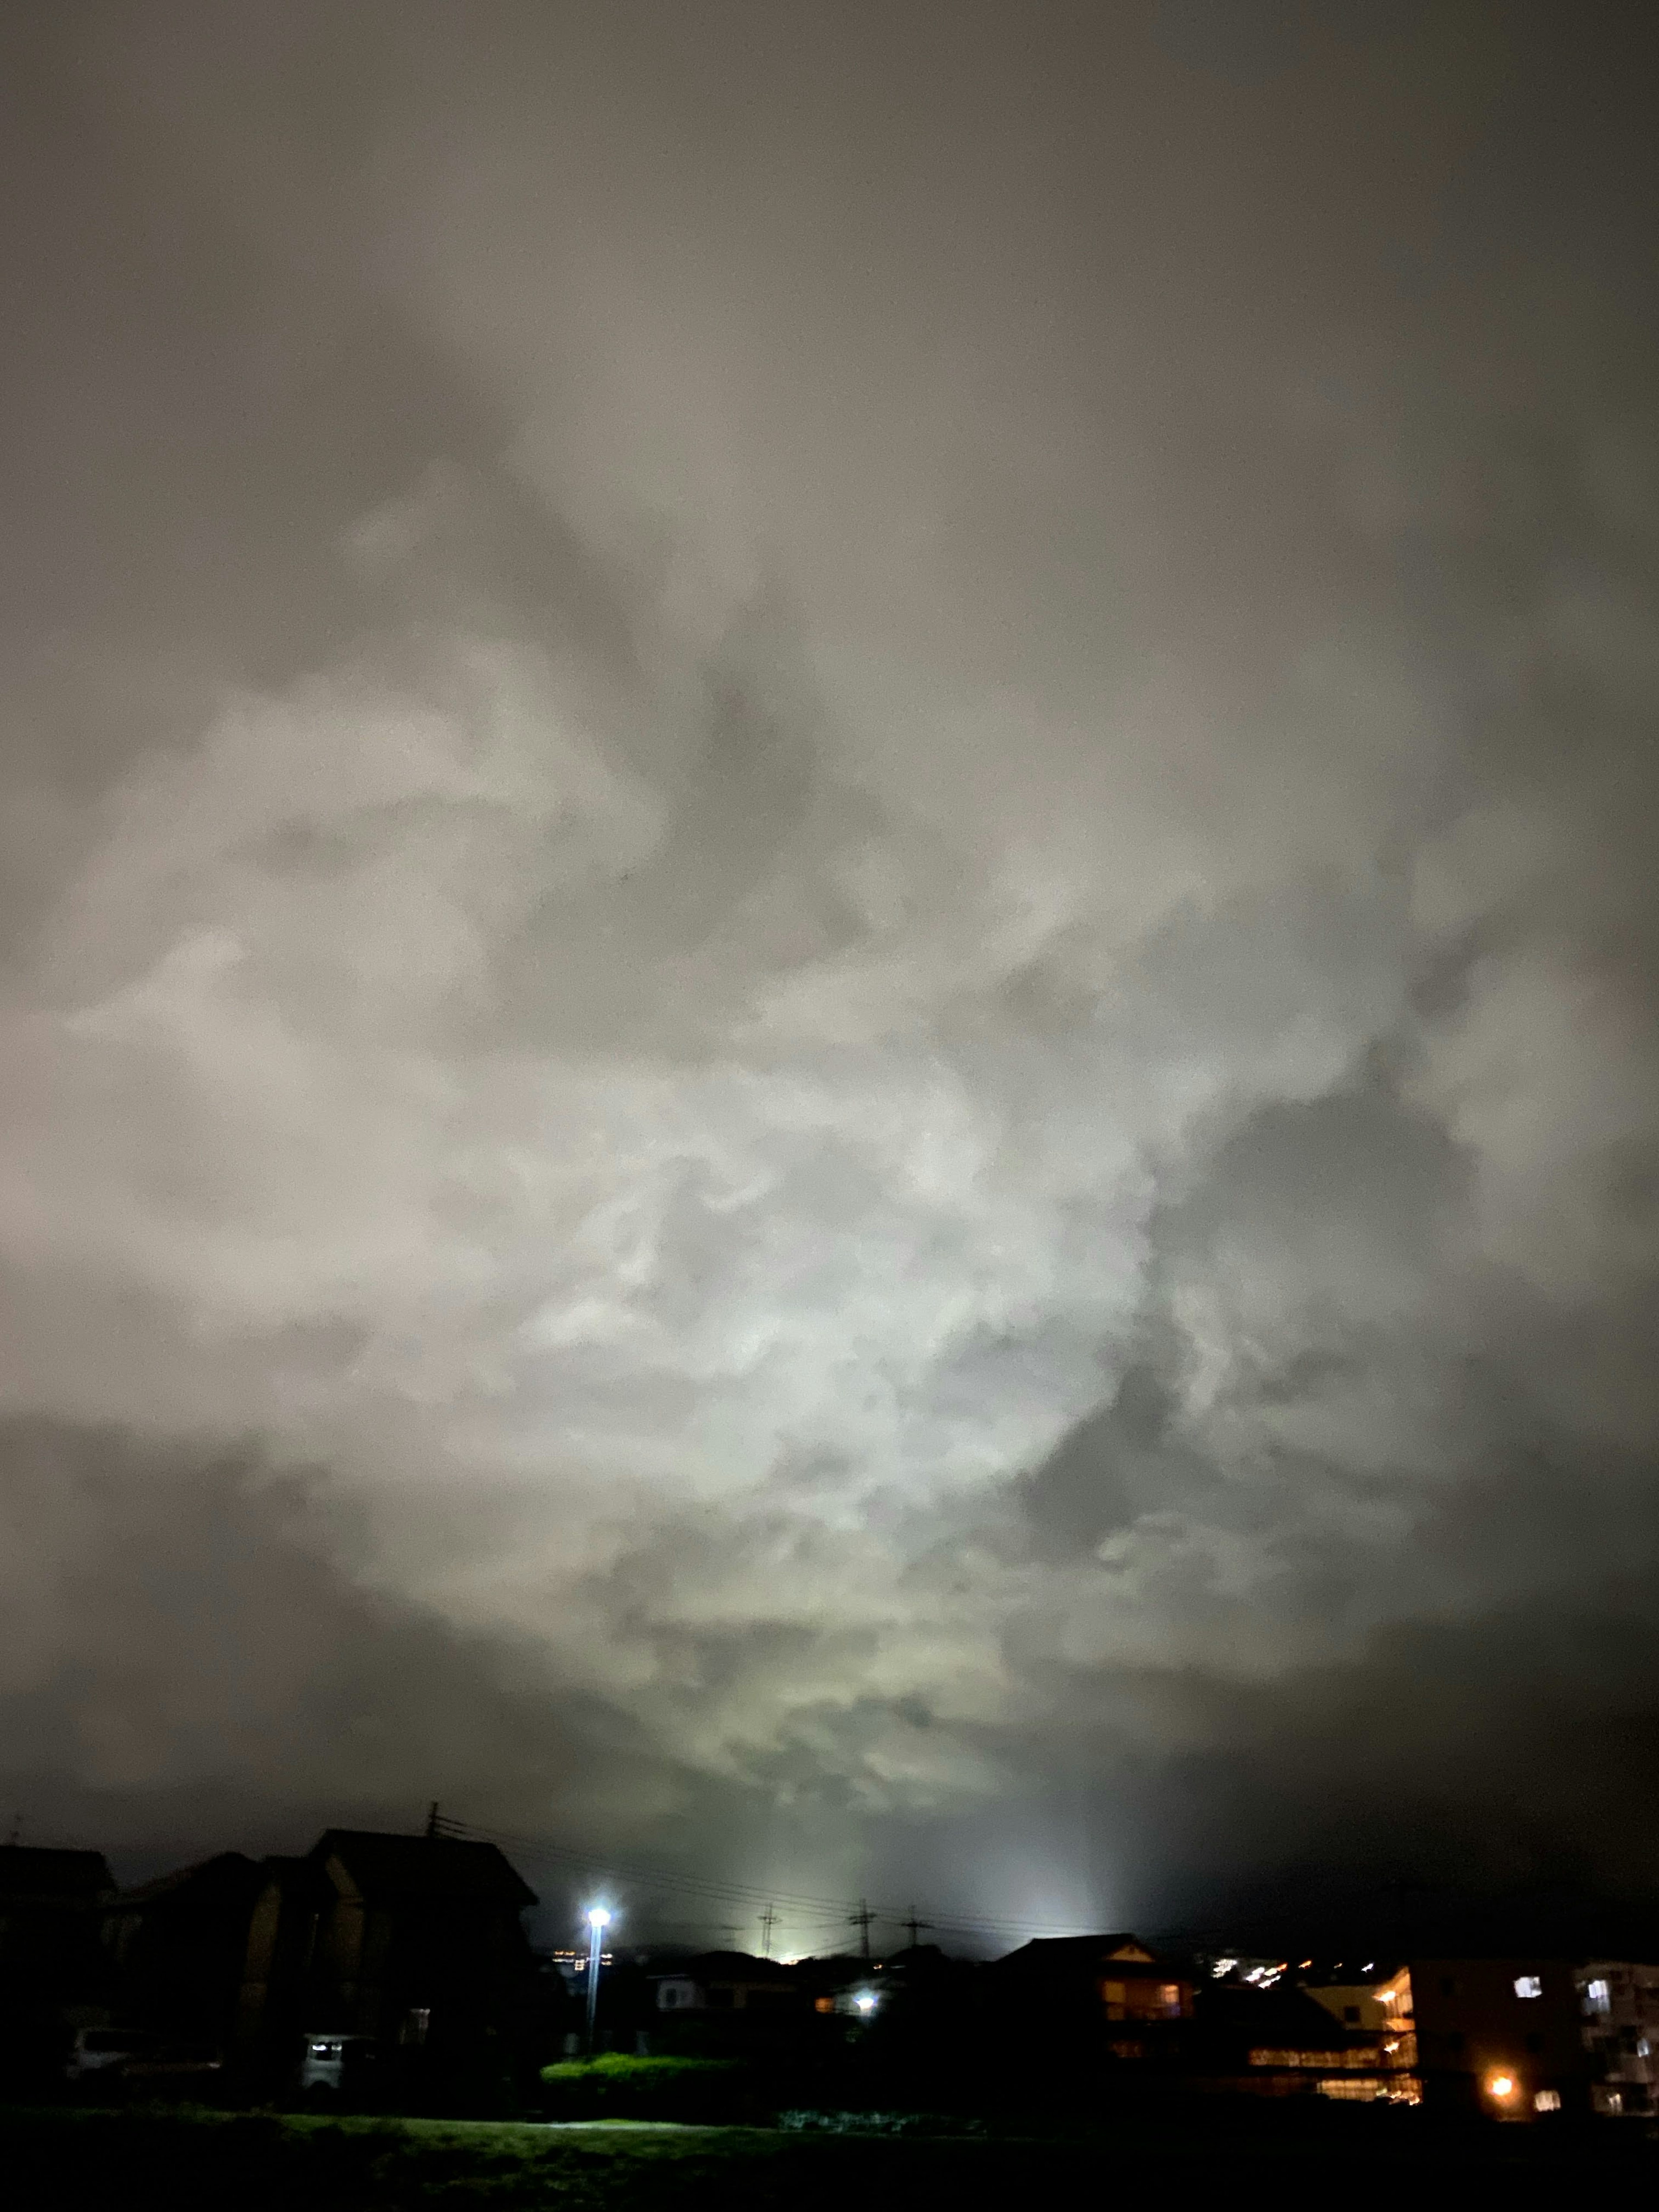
[995,1933,1166,1970]
[1195,1983,1376,2049]
[0,1846,114,1901]
[113,1852,262,1909]
[312,1829,536,1909]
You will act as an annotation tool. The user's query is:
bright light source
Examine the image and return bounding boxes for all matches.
[1513,1975,1542,1999]
[586,1907,612,1930]
[854,1991,877,2014]
[1486,2072,1517,2099]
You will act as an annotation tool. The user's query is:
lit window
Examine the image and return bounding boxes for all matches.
[1585,1979,1611,2015]
[1637,2037,1651,2059]
[1533,2089,1561,2113]
[1514,1976,1542,2000]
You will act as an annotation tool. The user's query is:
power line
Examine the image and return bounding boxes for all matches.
[440,1815,1094,1946]
[450,1820,864,1920]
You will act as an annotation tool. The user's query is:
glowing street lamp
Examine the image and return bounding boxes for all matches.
[584,1906,612,2051]
[853,1990,877,2016]
[1485,2070,1518,2106]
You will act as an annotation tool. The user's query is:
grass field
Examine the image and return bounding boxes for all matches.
[3,2099,1656,2207]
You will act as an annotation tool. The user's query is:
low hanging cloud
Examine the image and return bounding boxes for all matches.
[1,2,1656,1932]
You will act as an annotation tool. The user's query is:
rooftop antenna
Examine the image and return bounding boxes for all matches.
[758,1904,777,1961]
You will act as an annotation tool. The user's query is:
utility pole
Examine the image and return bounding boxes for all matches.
[424,1802,442,1839]
[848,1900,874,1961]
[758,1904,777,1961]
[902,1907,932,1951]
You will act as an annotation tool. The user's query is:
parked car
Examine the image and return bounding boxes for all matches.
[298,2031,379,2095]
[65,2027,153,2082]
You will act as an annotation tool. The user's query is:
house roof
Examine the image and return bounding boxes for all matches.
[679,1950,799,1983]
[0,1846,114,1901]
[114,1852,262,1909]
[995,1934,1168,1972]
[312,1829,536,1909]
[1195,1983,1376,2050]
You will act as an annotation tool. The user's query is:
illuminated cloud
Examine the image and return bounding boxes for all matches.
[1,3,1655,1932]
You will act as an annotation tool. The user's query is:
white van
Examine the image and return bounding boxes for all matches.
[298,2032,377,2094]
[65,2027,152,2082]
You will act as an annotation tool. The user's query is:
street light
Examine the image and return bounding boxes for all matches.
[584,1907,612,2052]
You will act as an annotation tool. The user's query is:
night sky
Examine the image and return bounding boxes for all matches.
[3,3,1658,1956]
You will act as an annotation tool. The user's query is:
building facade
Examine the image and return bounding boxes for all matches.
[1354,1960,1588,2117]
[234,1829,539,2099]
[1578,1961,1659,2117]
[0,1846,114,2081]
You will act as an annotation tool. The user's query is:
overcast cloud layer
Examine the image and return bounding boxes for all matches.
[3,3,1658,1947]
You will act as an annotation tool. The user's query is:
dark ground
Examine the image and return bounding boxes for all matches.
[4,2103,1657,2209]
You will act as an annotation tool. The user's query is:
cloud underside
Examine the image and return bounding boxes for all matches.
[1,3,1656,1920]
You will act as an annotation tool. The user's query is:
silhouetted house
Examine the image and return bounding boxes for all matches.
[652,1950,805,2018]
[1189,1979,1400,2101]
[104,1852,267,2053]
[1578,1961,1659,2117]
[235,1828,538,2102]
[992,1934,1194,2038]
[0,1846,114,2076]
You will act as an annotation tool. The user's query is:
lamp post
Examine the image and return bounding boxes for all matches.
[584,1907,611,2052]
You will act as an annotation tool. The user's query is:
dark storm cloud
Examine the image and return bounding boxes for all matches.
[0,1418,678,1872]
[2,2,1657,1936]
